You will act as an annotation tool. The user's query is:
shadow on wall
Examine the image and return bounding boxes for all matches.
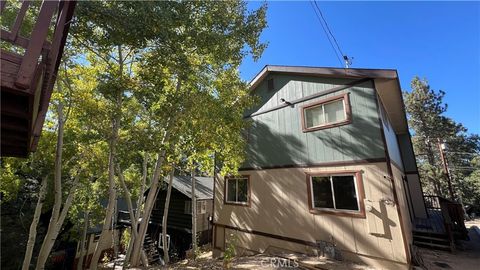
[220,165,401,262]
[218,167,401,262]
[245,120,306,168]
[245,89,385,169]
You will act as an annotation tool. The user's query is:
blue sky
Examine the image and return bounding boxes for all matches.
[240,1,480,135]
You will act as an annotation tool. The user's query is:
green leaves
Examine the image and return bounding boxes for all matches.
[5,0,267,245]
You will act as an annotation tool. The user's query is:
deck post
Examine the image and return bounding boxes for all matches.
[15,0,57,89]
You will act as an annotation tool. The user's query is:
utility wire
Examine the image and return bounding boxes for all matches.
[312,0,345,57]
[309,1,343,67]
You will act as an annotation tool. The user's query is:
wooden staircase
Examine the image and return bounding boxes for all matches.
[144,234,161,265]
[413,230,452,252]
[413,195,468,252]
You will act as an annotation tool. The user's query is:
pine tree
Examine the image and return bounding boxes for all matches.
[404,77,480,201]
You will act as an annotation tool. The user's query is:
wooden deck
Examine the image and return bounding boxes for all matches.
[413,209,446,235]
[1,0,76,157]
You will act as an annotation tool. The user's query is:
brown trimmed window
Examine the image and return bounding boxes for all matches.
[225,176,249,205]
[307,171,365,217]
[301,94,351,132]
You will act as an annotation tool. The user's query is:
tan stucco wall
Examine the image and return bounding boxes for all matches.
[214,163,410,269]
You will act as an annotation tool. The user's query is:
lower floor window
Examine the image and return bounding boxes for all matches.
[310,174,359,211]
[226,176,249,205]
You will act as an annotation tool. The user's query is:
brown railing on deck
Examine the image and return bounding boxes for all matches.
[423,195,468,249]
[439,197,468,239]
[424,195,442,210]
[1,0,76,151]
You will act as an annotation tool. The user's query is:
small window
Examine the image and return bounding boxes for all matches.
[225,176,249,205]
[302,94,350,132]
[197,201,207,214]
[184,201,192,214]
[310,174,360,212]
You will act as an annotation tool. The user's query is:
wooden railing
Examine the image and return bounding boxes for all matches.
[1,0,76,152]
[439,198,468,240]
[424,195,441,210]
[424,195,469,246]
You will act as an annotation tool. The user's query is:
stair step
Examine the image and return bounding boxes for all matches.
[414,241,452,251]
[413,235,450,242]
[412,230,448,238]
[143,233,162,265]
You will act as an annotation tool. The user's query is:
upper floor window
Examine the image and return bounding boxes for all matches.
[225,176,250,206]
[301,93,351,132]
[306,171,365,218]
[184,200,207,214]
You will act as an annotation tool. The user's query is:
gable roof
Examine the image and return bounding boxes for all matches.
[249,65,398,90]
[168,175,214,200]
[249,65,408,134]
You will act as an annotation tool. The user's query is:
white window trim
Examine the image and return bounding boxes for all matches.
[310,174,360,213]
[225,177,249,205]
[304,98,347,129]
[158,233,170,250]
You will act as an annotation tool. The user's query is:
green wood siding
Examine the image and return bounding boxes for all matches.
[151,189,191,230]
[243,74,385,169]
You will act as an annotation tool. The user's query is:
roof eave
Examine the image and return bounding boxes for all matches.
[249,65,399,90]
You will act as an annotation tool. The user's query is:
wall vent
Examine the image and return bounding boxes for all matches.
[267,78,274,91]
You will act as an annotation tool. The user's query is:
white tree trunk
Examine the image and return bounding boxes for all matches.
[89,46,124,270]
[130,80,180,266]
[125,152,148,263]
[36,172,82,269]
[77,211,89,270]
[191,168,197,260]
[36,101,65,270]
[162,168,174,264]
[136,152,149,219]
[129,151,166,266]
[22,175,48,270]
[89,166,116,270]
[116,164,147,267]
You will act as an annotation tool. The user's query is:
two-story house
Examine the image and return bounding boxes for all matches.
[212,66,427,269]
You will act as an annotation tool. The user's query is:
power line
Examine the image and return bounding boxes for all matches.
[310,1,352,68]
[309,1,343,67]
[313,0,344,57]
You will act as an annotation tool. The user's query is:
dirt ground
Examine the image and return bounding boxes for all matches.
[418,219,480,270]
[123,219,480,270]
[149,251,373,270]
